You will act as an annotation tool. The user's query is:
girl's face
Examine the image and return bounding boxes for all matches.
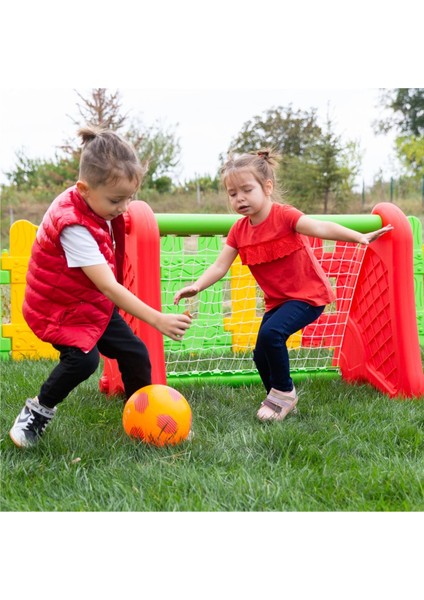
[77,177,139,221]
[225,169,273,224]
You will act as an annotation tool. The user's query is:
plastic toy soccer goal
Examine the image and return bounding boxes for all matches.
[99,201,424,399]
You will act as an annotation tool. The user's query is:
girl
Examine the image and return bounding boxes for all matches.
[10,127,192,448]
[174,150,392,422]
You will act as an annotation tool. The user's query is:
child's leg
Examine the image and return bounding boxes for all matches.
[10,345,100,448]
[252,310,274,393]
[253,301,325,393]
[38,346,100,408]
[97,309,152,399]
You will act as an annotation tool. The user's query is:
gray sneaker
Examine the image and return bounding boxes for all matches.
[9,398,56,448]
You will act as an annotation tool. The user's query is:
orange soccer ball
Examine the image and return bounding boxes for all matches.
[122,384,192,446]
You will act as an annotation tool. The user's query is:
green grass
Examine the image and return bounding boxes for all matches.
[1,359,423,512]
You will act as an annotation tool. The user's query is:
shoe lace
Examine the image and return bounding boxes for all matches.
[26,410,52,436]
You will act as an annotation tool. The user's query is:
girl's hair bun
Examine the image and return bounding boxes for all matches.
[78,126,101,147]
[255,148,280,168]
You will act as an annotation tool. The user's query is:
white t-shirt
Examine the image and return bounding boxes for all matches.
[60,225,110,267]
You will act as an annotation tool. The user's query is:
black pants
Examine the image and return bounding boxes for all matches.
[38,309,152,408]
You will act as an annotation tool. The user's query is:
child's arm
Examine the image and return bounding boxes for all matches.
[81,264,192,341]
[174,245,238,305]
[295,215,393,245]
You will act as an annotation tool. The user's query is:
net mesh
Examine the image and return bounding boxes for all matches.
[160,234,367,381]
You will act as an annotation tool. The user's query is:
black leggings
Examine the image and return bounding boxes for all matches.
[38,309,152,408]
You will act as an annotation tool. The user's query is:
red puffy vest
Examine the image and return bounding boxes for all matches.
[23,186,126,352]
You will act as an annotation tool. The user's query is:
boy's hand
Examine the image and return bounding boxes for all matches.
[173,285,200,305]
[157,312,192,341]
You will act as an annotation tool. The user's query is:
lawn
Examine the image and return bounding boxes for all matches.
[1,359,423,512]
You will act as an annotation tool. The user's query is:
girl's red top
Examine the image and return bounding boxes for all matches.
[226,202,336,312]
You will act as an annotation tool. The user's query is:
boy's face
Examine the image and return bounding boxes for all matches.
[77,177,139,221]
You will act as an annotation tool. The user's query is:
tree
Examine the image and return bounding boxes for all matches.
[395,135,424,177]
[5,149,79,192]
[5,89,181,194]
[374,88,424,136]
[126,117,181,190]
[67,90,181,190]
[228,105,359,213]
[228,105,322,157]
[374,88,424,177]
[60,88,128,156]
[72,88,128,131]
[308,117,361,213]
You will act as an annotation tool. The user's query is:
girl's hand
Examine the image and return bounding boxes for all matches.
[173,285,200,305]
[157,312,192,341]
[358,224,394,245]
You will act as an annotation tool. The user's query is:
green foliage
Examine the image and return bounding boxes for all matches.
[1,150,81,246]
[5,149,79,192]
[311,131,361,213]
[395,135,424,177]
[375,89,424,177]
[127,117,181,190]
[3,89,182,201]
[150,175,174,194]
[231,106,359,213]
[375,88,424,137]
[229,104,322,156]
[179,174,220,194]
[279,155,319,211]
[229,106,360,213]
[281,133,360,213]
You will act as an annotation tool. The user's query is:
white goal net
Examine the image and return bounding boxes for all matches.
[160,234,367,384]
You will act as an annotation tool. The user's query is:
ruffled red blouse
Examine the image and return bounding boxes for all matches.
[226,203,335,311]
